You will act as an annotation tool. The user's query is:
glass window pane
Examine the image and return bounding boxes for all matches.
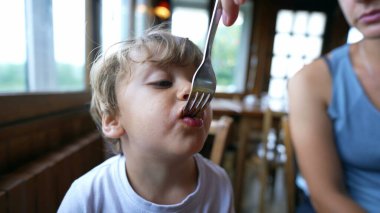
[213,12,243,91]
[288,34,307,58]
[276,10,293,33]
[293,11,308,34]
[304,36,323,59]
[287,58,304,78]
[270,56,288,78]
[53,0,86,91]
[307,12,326,36]
[0,0,27,93]
[172,7,209,48]
[269,9,326,106]
[102,0,123,50]
[268,78,286,98]
[273,33,291,56]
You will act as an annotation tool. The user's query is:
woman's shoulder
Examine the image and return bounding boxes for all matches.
[288,57,332,107]
[290,43,350,86]
[291,58,329,85]
[289,58,330,97]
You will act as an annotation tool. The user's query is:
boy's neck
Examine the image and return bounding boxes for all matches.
[125,155,198,205]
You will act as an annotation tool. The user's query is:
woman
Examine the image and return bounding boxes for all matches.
[288,0,380,212]
[221,0,380,211]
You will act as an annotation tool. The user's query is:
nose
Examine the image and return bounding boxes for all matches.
[177,80,191,101]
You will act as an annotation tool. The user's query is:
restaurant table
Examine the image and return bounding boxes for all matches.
[211,97,287,212]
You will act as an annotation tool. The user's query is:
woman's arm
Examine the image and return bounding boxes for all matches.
[288,59,365,213]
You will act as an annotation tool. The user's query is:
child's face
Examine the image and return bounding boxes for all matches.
[105,61,212,158]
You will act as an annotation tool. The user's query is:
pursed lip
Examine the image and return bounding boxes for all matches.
[177,106,204,120]
[177,106,206,127]
[359,9,380,24]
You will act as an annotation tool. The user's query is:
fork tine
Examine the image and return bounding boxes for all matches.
[200,93,212,109]
[194,92,206,109]
[187,96,203,116]
[191,93,213,116]
[184,92,198,113]
[184,92,204,116]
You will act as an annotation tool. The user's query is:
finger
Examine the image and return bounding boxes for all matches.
[220,0,240,26]
[221,0,246,26]
[234,0,246,4]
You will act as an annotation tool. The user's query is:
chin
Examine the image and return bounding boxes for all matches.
[180,138,206,155]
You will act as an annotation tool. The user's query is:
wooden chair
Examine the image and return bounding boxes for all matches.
[257,108,286,213]
[282,115,297,213]
[208,116,234,165]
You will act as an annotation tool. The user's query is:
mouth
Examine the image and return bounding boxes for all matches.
[359,9,380,24]
[179,108,204,127]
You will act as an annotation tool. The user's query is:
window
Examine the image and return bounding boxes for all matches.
[0,0,27,92]
[0,0,86,93]
[101,0,153,51]
[171,0,254,93]
[268,10,326,110]
[52,0,86,91]
[172,7,209,48]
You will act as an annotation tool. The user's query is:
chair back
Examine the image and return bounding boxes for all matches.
[282,115,297,213]
[208,116,234,165]
[258,108,287,213]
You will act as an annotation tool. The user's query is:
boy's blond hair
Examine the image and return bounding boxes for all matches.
[90,25,203,153]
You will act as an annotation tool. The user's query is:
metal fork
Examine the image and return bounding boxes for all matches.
[183,0,222,117]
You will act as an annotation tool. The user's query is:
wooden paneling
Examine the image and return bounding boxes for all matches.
[0,91,104,212]
[0,172,36,213]
[0,92,91,125]
[0,132,104,213]
[0,142,6,174]
[0,191,6,213]
[0,109,95,174]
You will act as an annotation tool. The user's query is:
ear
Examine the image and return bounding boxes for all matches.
[102,114,126,138]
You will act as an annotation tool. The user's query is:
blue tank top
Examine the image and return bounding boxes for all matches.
[325,44,380,212]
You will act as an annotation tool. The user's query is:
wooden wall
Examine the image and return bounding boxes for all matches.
[0,92,105,212]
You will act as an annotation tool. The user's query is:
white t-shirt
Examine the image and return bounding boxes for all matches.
[58,153,235,213]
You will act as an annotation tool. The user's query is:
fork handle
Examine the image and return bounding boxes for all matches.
[204,0,222,58]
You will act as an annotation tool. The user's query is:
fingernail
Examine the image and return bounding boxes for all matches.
[222,14,231,26]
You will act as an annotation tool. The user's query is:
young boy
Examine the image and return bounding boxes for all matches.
[58,26,235,212]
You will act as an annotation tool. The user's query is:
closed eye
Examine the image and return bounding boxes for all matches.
[149,80,173,88]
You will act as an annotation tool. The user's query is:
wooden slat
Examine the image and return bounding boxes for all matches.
[209,116,234,165]
[282,116,296,213]
[0,142,6,173]
[0,132,104,212]
[52,132,103,205]
[0,172,36,213]
[0,109,93,141]
[0,191,6,213]
[0,92,91,125]
[0,110,96,174]
[35,167,57,213]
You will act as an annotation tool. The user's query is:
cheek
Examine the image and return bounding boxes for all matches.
[204,107,213,131]
[338,1,355,25]
[133,99,175,130]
